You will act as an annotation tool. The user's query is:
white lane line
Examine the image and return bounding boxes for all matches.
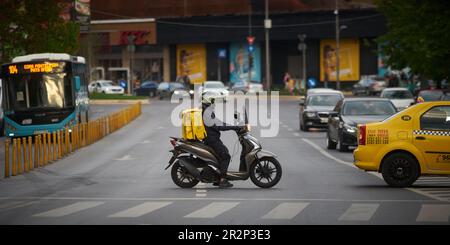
[261,202,309,219]
[0,197,437,203]
[339,203,379,221]
[195,194,207,198]
[33,201,104,217]
[114,155,135,161]
[293,133,300,137]
[184,202,239,218]
[0,201,24,209]
[416,204,450,222]
[109,202,172,218]
[302,138,357,169]
[196,190,207,193]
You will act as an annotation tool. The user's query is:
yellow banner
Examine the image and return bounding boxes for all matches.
[320,39,360,82]
[177,44,206,84]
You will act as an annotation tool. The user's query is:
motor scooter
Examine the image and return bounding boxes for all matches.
[165,112,282,188]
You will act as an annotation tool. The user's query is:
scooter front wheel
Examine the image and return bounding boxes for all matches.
[171,161,199,188]
[249,157,282,188]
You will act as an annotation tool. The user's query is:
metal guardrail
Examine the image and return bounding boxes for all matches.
[3,102,142,178]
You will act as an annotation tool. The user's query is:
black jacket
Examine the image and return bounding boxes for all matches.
[202,104,242,142]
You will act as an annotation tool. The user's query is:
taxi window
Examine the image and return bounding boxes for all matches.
[420,106,450,131]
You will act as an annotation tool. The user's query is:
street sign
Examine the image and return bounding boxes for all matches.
[218,49,227,58]
[307,78,317,88]
[298,43,307,51]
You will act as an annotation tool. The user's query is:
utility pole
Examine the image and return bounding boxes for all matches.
[264,0,271,90]
[298,34,307,91]
[127,34,136,95]
[335,0,340,90]
[248,2,252,84]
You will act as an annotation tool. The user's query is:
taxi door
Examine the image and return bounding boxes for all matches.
[413,105,450,172]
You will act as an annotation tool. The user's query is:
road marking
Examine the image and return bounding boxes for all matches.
[196,190,207,193]
[302,138,357,169]
[0,196,438,203]
[114,155,135,161]
[195,194,207,198]
[0,201,24,209]
[33,201,104,217]
[293,133,300,137]
[184,202,239,218]
[261,202,309,219]
[109,202,172,218]
[339,203,379,221]
[416,204,450,222]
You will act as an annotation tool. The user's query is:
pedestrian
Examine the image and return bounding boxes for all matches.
[288,78,295,95]
[283,72,291,90]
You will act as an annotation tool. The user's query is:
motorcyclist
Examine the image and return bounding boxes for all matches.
[201,91,247,188]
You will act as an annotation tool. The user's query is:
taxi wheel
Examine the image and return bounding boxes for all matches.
[381,153,419,187]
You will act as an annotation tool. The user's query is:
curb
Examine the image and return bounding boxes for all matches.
[90,99,150,105]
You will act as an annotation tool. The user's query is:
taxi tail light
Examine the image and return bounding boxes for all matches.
[358,125,366,145]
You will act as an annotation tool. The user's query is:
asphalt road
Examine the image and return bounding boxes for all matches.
[0,99,449,225]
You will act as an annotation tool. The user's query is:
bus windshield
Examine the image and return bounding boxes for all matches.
[7,73,72,111]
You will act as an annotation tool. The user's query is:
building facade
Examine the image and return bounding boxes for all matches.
[79,0,385,90]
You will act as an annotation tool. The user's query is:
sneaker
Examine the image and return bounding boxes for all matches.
[218,179,233,188]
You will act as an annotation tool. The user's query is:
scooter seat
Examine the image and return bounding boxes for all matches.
[187,141,221,160]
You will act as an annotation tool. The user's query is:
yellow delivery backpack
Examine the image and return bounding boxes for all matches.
[181,108,207,141]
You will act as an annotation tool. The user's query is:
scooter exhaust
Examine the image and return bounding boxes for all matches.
[178,158,201,179]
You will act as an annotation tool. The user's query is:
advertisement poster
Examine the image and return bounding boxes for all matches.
[177,44,207,84]
[75,0,90,31]
[229,42,261,84]
[320,39,360,82]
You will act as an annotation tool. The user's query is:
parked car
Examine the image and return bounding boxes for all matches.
[380,87,415,111]
[230,81,263,93]
[299,90,344,131]
[88,80,124,94]
[416,89,445,103]
[441,91,450,101]
[353,77,386,96]
[133,80,158,97]
[200,81,229,100]
[157,82,191,99]
[327,98,397,152]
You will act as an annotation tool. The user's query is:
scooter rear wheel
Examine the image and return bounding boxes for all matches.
[171,161,199,188]
[249,157,282,188]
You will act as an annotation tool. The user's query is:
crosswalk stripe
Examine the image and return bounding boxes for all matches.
[261,202,309,219]
[416,204,450,222]
[109,202,172,218]
[33,202,104,217]
[339,203,379,221]
[184,202,239,218]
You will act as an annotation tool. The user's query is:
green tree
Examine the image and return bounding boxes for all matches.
[376,0,450,86]
[0,0,79,64]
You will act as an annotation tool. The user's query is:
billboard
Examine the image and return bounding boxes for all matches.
[75,0,90,31]
[320,39,360,82]
[229,42,261,84]
[176,44,207,84]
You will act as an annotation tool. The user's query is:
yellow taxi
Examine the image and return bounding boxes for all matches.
[354,101,450,187]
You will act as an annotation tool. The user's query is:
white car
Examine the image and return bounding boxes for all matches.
[201,81,229,100]
[380,87,415,111]
[230,81,264,93]
[89,80,124,95]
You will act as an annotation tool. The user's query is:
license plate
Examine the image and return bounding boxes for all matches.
[320,118,328,123]
[34,130,48,135]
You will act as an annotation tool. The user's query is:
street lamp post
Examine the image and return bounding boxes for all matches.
[335,0,340,90]
[127,35,136,95]
[298,34,307,90]
[264,0,271,90]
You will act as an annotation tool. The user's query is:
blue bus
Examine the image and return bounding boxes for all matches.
[0,53,89,137]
